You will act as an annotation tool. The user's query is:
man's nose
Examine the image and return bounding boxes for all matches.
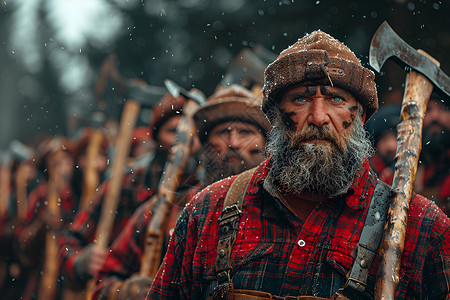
[307,98,330,127]
[227,130,242,149]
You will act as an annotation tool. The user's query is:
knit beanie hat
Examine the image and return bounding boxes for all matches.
[262,30,378,123]
[150,93,186,139]
[193,85,271,143]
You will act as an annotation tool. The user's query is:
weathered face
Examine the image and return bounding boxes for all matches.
[156,115,182,150]
[424,99,450,134]
[266,84,372,198]
[208,120,266,166]
[279,85,360,150]
[422,99,450,159]
[376,131,397,165]
[199,120,266,184]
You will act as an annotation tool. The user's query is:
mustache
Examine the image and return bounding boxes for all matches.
[426,120,447,130]
[222,149,245,162]
[289,125,343,150]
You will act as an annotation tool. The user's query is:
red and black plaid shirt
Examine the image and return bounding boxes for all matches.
[59,169,154,287]
[15,182,80,300]
[92,183,201,299]
[148,158,450,299]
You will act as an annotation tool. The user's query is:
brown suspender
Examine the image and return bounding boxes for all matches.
[214,168,256,300]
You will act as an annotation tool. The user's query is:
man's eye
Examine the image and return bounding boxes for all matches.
[295,97,306,103]
[332,97,343,102]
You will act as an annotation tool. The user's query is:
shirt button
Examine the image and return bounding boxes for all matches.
[298,239,306,247]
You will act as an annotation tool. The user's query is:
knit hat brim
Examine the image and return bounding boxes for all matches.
[193,97,270,143]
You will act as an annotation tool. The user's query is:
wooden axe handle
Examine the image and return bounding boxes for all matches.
[85,99,141,299]
[0,162,11,218]
[140,98,200,278]
[38,151,64,300]
[80,129,104,210]
[375,50,440,300]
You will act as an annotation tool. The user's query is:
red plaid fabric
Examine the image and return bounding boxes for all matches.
[92,184,201,299]
[15,182,80,300]
[369,153,394,185]
[59,169,154,287]
[148,158,450,299]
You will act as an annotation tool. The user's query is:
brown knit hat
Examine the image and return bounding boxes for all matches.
[150,93,186,138]
[262,30,378,123]
[193,85,271,143]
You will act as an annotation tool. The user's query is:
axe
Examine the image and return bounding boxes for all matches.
[0,150,12,219]
[369,21,448,299]
[219,47,269,97]
[139,79,205,278]
[84,56,165,299]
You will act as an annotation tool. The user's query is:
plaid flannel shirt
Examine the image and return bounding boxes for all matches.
[92,183,201,299]
[148,158,450,299]
[15,182,80,300]
[59,169,154,287]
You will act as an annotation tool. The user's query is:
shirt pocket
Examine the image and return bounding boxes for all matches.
[326,247,354,277]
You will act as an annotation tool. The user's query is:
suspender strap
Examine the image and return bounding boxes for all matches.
[213,168,256,300]
[340,180,392,299]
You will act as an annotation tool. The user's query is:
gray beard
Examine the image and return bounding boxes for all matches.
[266,112,373,198]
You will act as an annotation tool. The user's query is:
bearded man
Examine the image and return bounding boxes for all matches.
[415,92,450,215]
[147,31,450,299]
[92,85,269,300]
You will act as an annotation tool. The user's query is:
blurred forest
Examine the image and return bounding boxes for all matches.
[0,0,449,150]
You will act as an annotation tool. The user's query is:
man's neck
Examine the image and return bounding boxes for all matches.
[279,192,321,222]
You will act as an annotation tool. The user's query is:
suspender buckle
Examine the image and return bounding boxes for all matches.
[341,277,367,298]
[219,204,242,222]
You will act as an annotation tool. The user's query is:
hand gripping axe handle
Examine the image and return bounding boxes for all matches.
[369,21,446,300]
[139,79,205,278]
[85,55,165,300]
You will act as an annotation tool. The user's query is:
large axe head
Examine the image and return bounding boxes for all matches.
[164,79,206,105]
[369,21,450,98]
[126,82,167,108]
[95,53,167,109]
[219,48,268,89]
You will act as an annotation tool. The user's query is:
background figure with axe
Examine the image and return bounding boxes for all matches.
[148,30,450,300]
[365,104,401,186]
[92,84,269,300]
[0,140,39,300]
[414,91,450,216]
[58,91,199,297]
[13,136,79,300]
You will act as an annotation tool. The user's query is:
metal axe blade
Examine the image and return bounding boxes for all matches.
[369,21,450,98]
[126,83,167,108]
[164,79,206,105]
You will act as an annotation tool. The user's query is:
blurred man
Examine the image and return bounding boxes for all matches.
[14,137,78,300]
[415,92,450,215]
[366,104,401,185]
[59,93,193,296]
[92,85,270,300]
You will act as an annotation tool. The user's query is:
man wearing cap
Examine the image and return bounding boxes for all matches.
[14,136,79,300]
[91,84,269,300]
[415,92,450,216]
[148,31,450,299]
[59,93,196,296]
[365,104,401,185]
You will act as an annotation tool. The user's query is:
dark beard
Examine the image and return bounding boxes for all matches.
[266,112,373,198]
[198,144,256,186]
[422,122,450,163]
